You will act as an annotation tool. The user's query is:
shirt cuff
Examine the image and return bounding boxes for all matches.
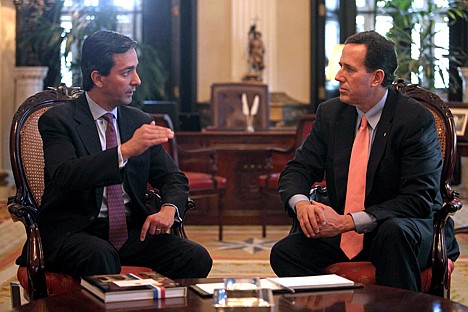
[117,146,128,168]
[349,211,377,233]
[288,194,310,213]
[162,203,182,223]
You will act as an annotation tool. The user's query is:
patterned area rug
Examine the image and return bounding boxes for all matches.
[0,204,26,311]
[451,233,468,305]
[187,225,290,278]
[0,204,467,310]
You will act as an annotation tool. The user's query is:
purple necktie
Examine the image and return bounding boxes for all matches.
[102,113,128,250]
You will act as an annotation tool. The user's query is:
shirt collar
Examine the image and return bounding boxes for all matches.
[85,92,118,121]
[356,89,388,130]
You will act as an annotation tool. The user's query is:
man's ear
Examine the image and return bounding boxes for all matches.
[91,70,104,88]
[372,69,385,86]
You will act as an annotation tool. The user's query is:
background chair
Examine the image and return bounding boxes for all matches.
[258,114,318,237]
[288,80,462,299]
[209,82,269,130]
[7,87,193,306]
[148,114,227,240]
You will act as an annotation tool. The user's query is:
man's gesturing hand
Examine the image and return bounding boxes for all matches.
[121,121,174,160]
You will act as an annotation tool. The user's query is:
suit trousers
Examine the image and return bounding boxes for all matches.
[50,218,212,279]
[270,218,432,291]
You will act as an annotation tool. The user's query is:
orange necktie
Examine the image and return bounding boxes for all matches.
[340,115,369,259]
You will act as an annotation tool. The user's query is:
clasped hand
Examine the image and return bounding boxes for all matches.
[121,121,174,160]
[295,200,355,238]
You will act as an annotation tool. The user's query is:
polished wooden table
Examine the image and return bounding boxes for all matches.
[13,278,468,311]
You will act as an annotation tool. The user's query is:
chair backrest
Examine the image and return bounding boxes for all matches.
[210,82,270,130]
[149,113,179,165]
[392,80,457,199]
[10,87,82,211]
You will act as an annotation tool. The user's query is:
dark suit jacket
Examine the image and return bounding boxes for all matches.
[279,88,445,254]
[33,94,189,265]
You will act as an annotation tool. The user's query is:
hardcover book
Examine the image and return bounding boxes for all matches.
[81,271,187,303]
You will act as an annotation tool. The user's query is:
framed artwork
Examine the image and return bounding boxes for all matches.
[449,102,468,142]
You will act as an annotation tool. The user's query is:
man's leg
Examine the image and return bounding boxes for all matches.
[369,218,432,291]
[270,231,347,277]
[119,229,212,279]
[52,232,120,278]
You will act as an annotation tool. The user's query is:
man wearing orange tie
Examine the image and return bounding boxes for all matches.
[270,31,459,291]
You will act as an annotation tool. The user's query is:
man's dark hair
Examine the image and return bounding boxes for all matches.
[345,30,397,87]
[81,30,137,91]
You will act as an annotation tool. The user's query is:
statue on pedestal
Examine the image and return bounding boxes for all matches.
[243,23,265,82]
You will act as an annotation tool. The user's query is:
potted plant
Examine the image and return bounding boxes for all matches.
[14,0,167,108]
[15,0,121,87]
[376,0,468,92]
[13,0,63,105]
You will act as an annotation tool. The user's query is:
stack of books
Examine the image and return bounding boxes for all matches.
[81,271,187,303]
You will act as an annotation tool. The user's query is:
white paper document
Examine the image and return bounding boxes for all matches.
[193,274,356,296]
[266,274,355,290]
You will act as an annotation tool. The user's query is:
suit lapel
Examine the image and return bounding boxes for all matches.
[74,95,102,155]
[334,105,357,206]
[366,88,397,197]
[72,95,105,208]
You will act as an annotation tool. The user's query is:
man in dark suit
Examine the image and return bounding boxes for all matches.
[269,31,459,291]
[26,30,212,279]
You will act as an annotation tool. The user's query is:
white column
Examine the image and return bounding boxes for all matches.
[14,66,48,108]
[231,0,277,89]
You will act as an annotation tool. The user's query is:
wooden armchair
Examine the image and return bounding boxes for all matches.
[7,87,194,306]
[209,82,270,130]
[148,114,227,240]
[288,81,462,299]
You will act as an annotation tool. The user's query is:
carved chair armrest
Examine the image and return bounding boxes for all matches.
[178,147,219,178]
[265,145,296,155]
[8,196,38,228]
[7,196,47,299]
[429,188,462,297]
[261,145,297,178]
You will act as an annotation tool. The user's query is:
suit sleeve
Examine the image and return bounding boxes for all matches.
[278,103,328,215]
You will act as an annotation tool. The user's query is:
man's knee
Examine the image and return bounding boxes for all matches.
[270,239,290,275]
[194,245,213,277]
[270,241,282,263]
[181,243,212,278]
